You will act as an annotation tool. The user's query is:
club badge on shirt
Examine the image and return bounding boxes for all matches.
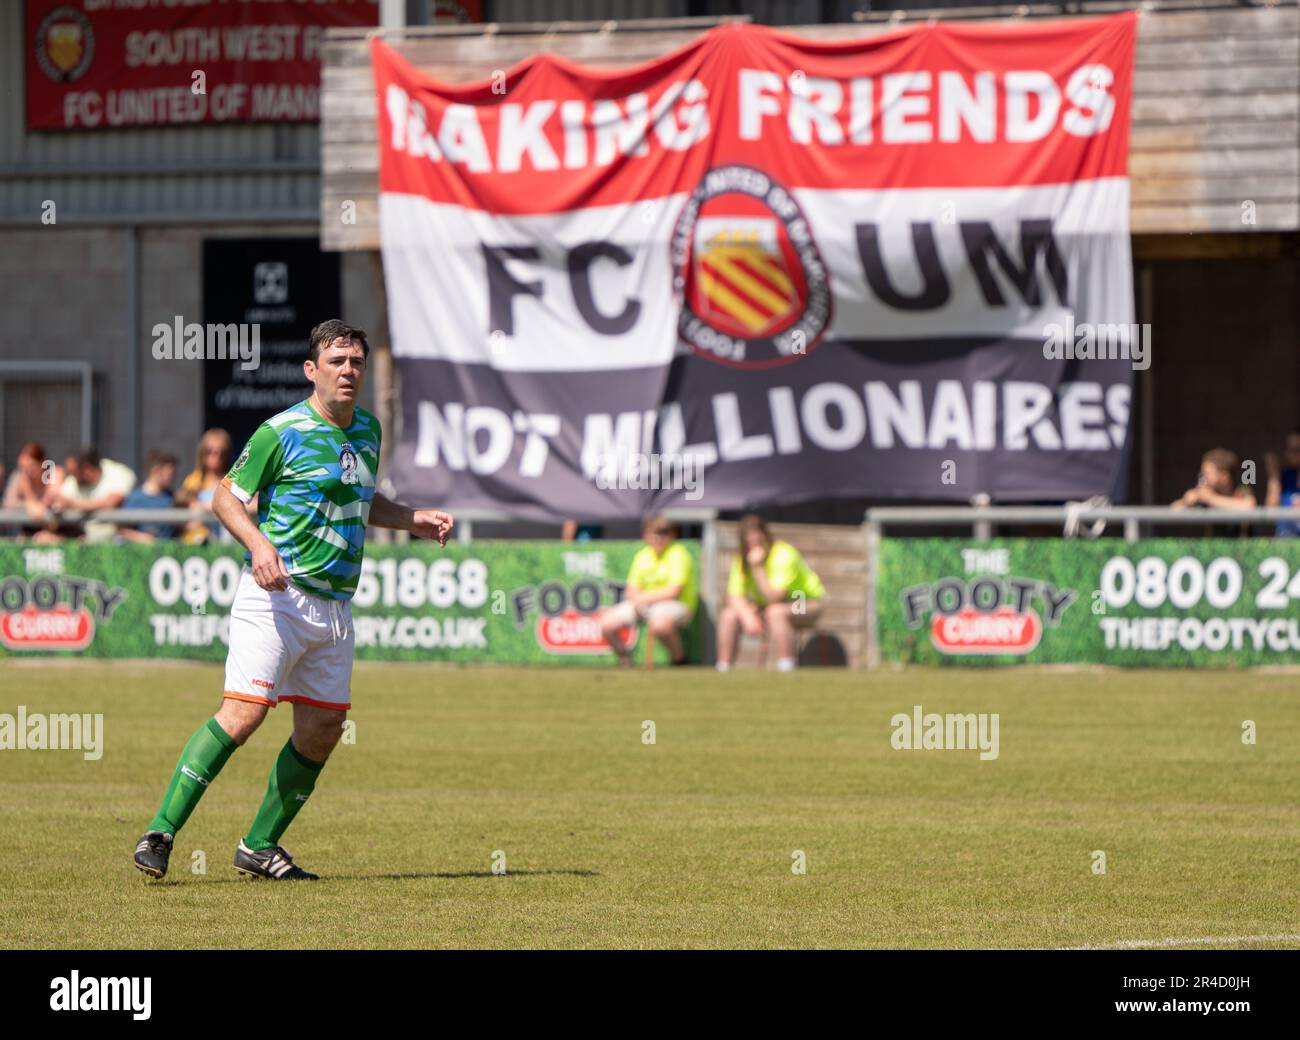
[339,443,359,485]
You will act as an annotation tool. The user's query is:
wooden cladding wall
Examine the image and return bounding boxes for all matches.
[320,6,1300,250]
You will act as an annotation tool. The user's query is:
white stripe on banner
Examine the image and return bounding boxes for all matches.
[380,178,1131,372]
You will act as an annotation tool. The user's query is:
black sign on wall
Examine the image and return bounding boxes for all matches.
[201,238,341,453]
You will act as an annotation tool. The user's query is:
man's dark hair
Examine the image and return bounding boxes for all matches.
[309,319,369,363]
[73,447,101,470]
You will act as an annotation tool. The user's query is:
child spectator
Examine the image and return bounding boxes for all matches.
[716,515,826,673]
[600,516,696,667]
[1171,448,1257,511]
[120,450,180,542]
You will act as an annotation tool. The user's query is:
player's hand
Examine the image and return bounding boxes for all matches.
[745,545,767,567]
[1265,452,1281,479]
[412,509,454,547]
[250,542,290,591]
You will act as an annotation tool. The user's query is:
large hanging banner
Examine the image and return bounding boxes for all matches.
[374,15,1138,520]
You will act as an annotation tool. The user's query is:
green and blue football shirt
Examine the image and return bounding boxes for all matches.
[223,399,381,601]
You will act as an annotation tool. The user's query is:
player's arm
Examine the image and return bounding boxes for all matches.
[369,492,454,547]
[213,483,289,591]
[221,424,291,591]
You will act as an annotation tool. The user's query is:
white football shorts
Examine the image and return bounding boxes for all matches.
[223,566,354,712]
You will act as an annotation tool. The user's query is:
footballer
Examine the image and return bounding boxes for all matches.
[132,320,453,881]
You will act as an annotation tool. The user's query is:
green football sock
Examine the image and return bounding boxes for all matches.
[148,717,239,835]
[244,739,324,851]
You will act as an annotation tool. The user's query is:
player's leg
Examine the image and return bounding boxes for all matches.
[146,698,267,835]
[600,600,640,666]
[133,568,295,879]
[715,601,741,671]
[716,598,763,672]
[235,593,351,880]
[765,601,800,671]
[233,704,344,881]
[646,601,690,665]
[133,703,264,879]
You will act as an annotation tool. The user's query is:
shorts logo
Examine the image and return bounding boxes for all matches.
[35,6,94,84]
[251,678,275,690]
[339,443,359,485]
[671,164,832,370]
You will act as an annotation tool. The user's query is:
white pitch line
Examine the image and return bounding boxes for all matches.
[1060,934,1300,950]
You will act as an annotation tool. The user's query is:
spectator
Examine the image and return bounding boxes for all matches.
[119,450,180,543]
[51,447,137,543]
[3,442,64,528]
[716,515,826,673]
[600,516,696,667]
[1171,448,1256,512]
[176,428,233,543]
[1264,429,1300,537]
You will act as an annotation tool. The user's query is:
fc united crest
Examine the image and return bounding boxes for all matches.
[35,6,94,84]
[671,165,832,370]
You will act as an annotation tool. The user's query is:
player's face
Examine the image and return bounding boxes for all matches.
[307,337,367,406]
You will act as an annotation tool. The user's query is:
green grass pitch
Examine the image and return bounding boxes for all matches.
[2,661,1298,949]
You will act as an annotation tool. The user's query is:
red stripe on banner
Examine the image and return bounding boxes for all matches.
[729,255,794,307]
[699,258,783,321]
[373,14,1136,214]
